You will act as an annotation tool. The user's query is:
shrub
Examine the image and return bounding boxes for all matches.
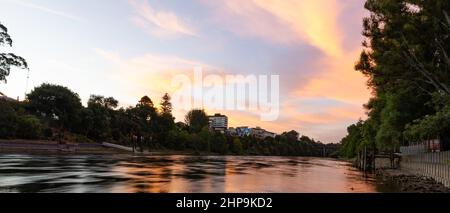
[0,101,18,138]
[16,115,42,139]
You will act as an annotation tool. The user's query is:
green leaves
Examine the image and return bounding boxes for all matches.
[348,0,450,152]
[0,23,27,83]
[0,53,28,83]
[0,23,12,46]
[185,109,209,133]
[27,83,82,130]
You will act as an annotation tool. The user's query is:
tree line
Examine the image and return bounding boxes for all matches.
[340,0,450,160]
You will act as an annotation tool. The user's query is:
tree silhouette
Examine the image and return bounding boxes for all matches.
[160,93,172,114]
[0,22,27,83]
[185,109,209,133]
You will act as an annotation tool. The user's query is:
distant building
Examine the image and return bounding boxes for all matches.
[251,127,266,139]
[209,113,228,132]
[236,127,252,137]
[232,126,277,139]
[0,93,17,102]
[227,127,237,136]
[263,131,277,139]
[250,127,277,139]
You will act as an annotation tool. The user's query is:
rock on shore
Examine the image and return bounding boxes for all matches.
[376,169,450,193]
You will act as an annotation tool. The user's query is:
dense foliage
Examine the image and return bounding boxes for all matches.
[340,0,450,158]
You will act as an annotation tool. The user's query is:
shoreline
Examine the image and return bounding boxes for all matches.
[376,168,450,193]
[0,139,339,158]
[0,139,126,155]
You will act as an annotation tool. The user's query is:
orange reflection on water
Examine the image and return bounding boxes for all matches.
[110,156,378,193]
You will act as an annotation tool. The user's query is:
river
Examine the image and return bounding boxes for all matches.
[0,154,395,193]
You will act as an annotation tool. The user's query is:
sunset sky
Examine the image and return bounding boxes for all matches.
[0,0,371,143]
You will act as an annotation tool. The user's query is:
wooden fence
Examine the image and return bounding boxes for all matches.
[401,151,450,188]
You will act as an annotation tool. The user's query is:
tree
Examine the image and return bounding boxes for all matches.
[87,95,118,109]
[211,132,228,154]
[16,115,42,139]
[185,109,209,133]
[135,96,157,122]
[27,84,82,141]
[231,138,243,155]
[127,96,157,148]
[352,0,450,152]
[138,95,154,108]
[160,93,172,114]
[0,100,18,138]
[198,126,212,152]
[84,95,118,141]
[281,130,300,143]
[340,121,364,158]
[157,93,175,145]
[109,107,141,145]
[0,22,27,83]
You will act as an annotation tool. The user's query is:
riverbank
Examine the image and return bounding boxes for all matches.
[376,169,450,193]
[0,140,248,156]
[0,139,126,155]
[0,139,336,157]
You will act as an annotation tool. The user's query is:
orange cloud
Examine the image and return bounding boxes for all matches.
[204,0,343,56]
[253,0,343,56]
[294,49,371,104]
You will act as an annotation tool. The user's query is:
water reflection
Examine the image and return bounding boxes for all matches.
[0,154,384,193]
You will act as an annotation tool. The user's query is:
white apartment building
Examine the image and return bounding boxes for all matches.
[209,113,228,132]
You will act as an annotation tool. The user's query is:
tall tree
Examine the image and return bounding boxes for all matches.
[83,95,119,141]
[352,0,450,152]
[128,96,157,147]
[160,93,172,114]
[185,109,209,133]
[0,22,27,83]
[27,84,82,142]
[156,93,175,144]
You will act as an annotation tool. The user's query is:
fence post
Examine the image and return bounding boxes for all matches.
[447,152,450,187]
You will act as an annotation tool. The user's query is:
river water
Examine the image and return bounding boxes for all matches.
[0,154,394,193]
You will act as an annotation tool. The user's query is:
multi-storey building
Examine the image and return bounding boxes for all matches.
[208,113,228,132]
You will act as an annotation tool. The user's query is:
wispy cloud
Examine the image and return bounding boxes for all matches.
[128,0,195,38]
[11,0,83,22]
